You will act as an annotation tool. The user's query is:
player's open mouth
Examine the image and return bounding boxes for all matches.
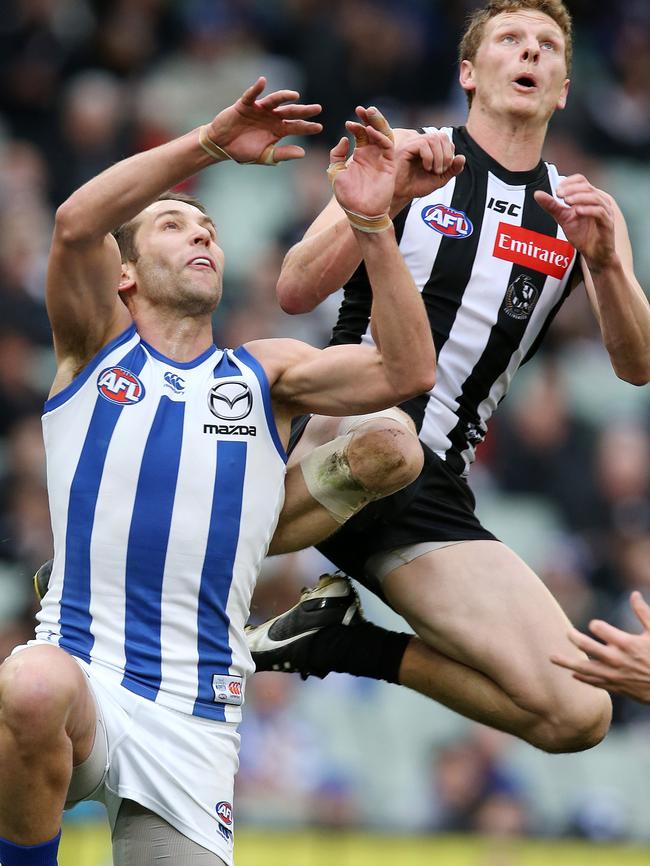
[513,74,537,91]
[187,256,217,271]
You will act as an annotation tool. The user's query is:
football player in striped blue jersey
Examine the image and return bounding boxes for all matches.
[0,81,435,866]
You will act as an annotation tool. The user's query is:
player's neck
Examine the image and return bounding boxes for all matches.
[465,109,547,172]
[134,312,215,363]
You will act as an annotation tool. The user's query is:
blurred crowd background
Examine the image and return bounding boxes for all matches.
[0,0,649,850]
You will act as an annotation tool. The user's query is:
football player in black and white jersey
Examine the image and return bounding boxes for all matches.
[247,0,650,754]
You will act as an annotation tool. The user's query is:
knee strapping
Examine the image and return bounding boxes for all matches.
[300,432,379,524]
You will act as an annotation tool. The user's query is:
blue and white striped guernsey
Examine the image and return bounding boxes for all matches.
[36,325,287,722]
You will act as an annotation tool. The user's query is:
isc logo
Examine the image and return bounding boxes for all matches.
[97,367,146,405]
[421,204,473,238]
[216,801,233,826]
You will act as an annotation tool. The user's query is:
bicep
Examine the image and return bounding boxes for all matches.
[46,229,130,364]
[274,343,398,416]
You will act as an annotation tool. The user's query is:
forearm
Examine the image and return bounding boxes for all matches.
[278,215,362,314]
[590,257,650,385]
[278,197,411,315]
[55,129,214,242]
[357,227,435,396]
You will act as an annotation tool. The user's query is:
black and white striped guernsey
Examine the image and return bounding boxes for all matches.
[330,126,579,476]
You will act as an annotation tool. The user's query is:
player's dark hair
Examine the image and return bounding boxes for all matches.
[113,191,210,263]
[459,0,573,106]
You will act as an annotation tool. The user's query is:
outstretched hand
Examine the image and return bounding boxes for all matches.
[206,77,322,165]
[393,129,465,207]
[551,591,650,703]
[534,176,617,273]
[328,106,396,218]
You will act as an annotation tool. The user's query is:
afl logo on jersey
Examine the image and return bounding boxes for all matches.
[208,381,253,420]
[97,367,145,405]
[421,204,473,238]
[216,802,233,826]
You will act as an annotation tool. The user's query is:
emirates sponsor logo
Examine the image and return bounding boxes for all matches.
[493,223,575,279]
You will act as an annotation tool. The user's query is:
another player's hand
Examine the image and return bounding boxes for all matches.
[206,77,322,165]
[329,106,396,217]
[392,129,465,211]
[534,176,617,273]
[551,591,650,703]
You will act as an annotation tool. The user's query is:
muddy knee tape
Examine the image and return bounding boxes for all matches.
[300,433,377,524]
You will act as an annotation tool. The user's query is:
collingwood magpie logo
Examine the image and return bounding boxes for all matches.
[503,274,539,320]
[205,380,256,436]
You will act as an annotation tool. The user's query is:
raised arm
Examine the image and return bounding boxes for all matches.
[535,177,650,386]
[47,77,322,383]
[277,121,465,314]
[252,115,436,417]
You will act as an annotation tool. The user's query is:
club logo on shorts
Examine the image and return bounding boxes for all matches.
[493,222,574,278]
[503,274,540,320]
[208,381,253,420]
[421,204,473,238]
[216,801,233,826]
[97,367,145,405]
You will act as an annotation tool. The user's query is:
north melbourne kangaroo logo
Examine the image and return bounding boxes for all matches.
[503,274,539,320]
[208,381,253,420]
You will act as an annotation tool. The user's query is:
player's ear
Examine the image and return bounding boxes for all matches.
[118,262,136,294]
[556,78,570,110]
[459,60,476,98]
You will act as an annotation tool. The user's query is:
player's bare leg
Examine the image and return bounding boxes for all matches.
[384,541,612,752]
[0,645,97,845]
[270,410,423,555]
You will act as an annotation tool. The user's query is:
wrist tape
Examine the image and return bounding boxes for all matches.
[199,125,277,166]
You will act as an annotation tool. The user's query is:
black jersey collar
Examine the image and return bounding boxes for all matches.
[455,126,547,186]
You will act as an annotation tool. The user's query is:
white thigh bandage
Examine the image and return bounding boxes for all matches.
[300,432,376,524]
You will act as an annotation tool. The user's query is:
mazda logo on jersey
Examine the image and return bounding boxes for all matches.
[208,381,253,420]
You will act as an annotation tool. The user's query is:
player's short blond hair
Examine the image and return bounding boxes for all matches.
[460,0,573,106]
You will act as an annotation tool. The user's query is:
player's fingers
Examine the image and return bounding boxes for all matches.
[269,144,305,163]
[450,154,466,176]
[631,591,650,631]
[560,191,607,207]
[329,135,350,164]
[362,106,394,142]
[574,205,610,220]
[280,119,323,136]
[534,189,566,218]
[345,120,369,148]
[274,103,323,120]
[415,139,434,172]
[364,124,394,152]
[257,89,301,109]
[570,672,613,690]
[239,77,267,105]
[566,627,614,661]
[551,652,616,681]
[587,619,631,648]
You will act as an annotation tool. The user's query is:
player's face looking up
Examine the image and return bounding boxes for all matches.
[120,199,225,317]
[460,11,570,124]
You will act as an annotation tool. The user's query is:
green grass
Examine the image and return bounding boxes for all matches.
[59,824,650,866]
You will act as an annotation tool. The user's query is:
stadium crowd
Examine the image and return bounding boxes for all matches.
[0,0,648,845]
